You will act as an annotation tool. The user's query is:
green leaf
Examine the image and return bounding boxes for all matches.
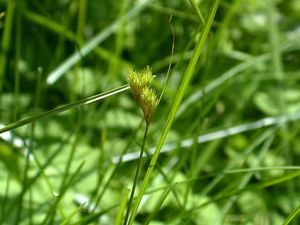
[254,88,300,116]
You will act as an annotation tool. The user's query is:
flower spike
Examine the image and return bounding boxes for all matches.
[126,66,158,124]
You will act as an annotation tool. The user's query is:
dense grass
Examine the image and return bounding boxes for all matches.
[1,0,300,224]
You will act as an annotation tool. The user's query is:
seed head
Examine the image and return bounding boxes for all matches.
[126,66,158,124]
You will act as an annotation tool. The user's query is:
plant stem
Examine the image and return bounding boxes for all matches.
[0,1,15,94]
[123,123,149,225]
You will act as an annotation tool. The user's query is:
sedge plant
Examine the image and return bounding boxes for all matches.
[122,66,158,225]
[127,1,221,224]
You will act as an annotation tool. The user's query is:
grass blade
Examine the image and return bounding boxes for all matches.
[0,1,15,93]
[0,85,129,134]
[283,203,300,225]
[115,187,131,225]
[188,0,205,25]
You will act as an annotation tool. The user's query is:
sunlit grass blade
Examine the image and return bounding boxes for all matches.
[283,203,300,225]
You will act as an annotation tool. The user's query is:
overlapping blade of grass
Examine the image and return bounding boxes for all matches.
[0,130,76,223]
[115,187,131,225]
[188,0,205,25]
[121,164,300,222]
[148,3,198,22]
[114,100,300,164]
[143,188,171,225]
[41,161,85,224]
[24,10,130,68]
[0,1,15,93]
[127,1,221,224]
[69,204,118,225]
[14,134,32,225]
[91,120,143,212]
[177,36,300,118]
[114,165,300,223]
[177,54,269,116]
[24,10,78,42]
[76,0,87,39]
[219,132,275,221]
[267,0,298,220]
[13,1,22,122]
[190,169,300,213]
[46,0,152,85]
[108,0,127,80]
[0,85,129,134]
[60,203,87,225]
[201,129,275,197]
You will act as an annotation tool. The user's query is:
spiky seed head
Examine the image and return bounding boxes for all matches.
[126,66,158,124]
[140,87,158,124]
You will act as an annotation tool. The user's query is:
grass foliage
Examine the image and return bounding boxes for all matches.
[1,0,300,224]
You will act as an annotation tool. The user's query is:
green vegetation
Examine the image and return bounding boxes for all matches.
[0,0,300,224]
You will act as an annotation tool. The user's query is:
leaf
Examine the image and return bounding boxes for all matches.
[254,88,300,116]
[103,109,141,129]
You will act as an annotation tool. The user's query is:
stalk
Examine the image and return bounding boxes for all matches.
[123,123,149,225]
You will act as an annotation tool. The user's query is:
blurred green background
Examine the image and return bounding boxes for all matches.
[0,0,300,224]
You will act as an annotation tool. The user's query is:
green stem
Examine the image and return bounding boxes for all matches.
[123,123,149,225]
[0,1,15,94]
[188,0,205,25]
[115,187,131,225]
